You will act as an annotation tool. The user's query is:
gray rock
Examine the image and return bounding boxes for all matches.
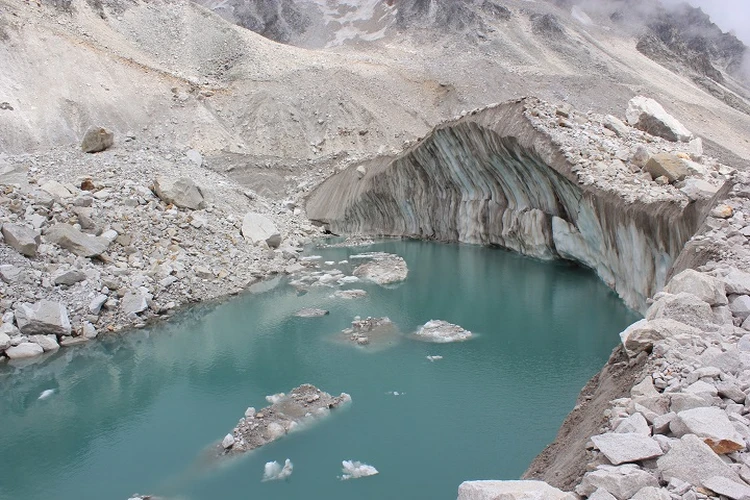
[40,180,72,199]
[152,176,204,210]
[615,413,651,436]
[670,407,745,454]
[1,223,41,257]
[631,487,671,500]
[89,294,108,315]
[669,393,709,413]
[717,380,746,403]
[52,269,86,286]
[81,126,114,153]
[588,488,618,500]
[665,270,727,306]
[15,300,72,336]
[653,412,677,434]
[356,165,367,179]
[645,154,689,183]
[631,377,660,398]
[680,179,719,201]
[620,319,701,356]
[604,115,629,137]
[577,464,659,500]
[457,480,576,500]
[46,224,110,257]
[5,342,44,359]
[702,476,750,500]
[0,264,23,284]
[725,269,750,295]
[645,293,716,330]
[186,149,203,167]
[625,96,693,142]
[591,433,663,465]
[28,334,60,352]
[657,434,741,486]
[221,433,235,449]
[82,322,98,339]
[0,162,28,185]
[730,295,750,322]
[122,290,149,316]
[242,212,282,248]
[0,331,10,350]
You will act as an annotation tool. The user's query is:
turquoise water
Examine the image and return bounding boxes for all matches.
[0,241,639,500]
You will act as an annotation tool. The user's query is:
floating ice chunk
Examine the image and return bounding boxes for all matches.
[387,391,403,396]
[340,460,379,480]
[266,393,286,404]
[38,389,55,400]
[426,355,443,362]
[262,459,293,481]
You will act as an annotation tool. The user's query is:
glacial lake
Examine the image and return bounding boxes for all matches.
[0,240,639,500]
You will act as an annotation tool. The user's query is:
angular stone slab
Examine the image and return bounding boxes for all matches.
[5,342,44,359]
[626,96,692,142]
[457,480,576,500]
[46,224,110,257]
[657,434,741,486]
[665,270,727,306]
[702,476,750,500]
[577,464,659,500]
[241,212,281,248]
[15,300,72,336]
[591,433,663,465]
[620,319,701,357]
[152,176,204,210]
[670,407,745,454]
[1,223,41,257]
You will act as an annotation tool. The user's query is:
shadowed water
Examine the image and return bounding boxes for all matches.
[0,241,639,500]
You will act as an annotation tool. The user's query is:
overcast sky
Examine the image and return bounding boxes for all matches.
[685,0,750,44]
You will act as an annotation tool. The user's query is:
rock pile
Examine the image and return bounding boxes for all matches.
[221,384,351,454]
[341,316,396,346]
[0,141,324,363]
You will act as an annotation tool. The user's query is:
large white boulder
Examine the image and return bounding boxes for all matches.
[656,434,741,486]
[1,223,41,257]
[241,212,281,248]
[81,126,114,153]
[645,293,716,330]
[664,270,727,306]
[152,176,205,210]
[577,465,659,500]
[15,300,72,336]
[458,480,576,500]
[625,96,693,142]
[5,342,44,359]
[619,319,700,357]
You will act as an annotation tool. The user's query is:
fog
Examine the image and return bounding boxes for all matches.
[684,0,750,45]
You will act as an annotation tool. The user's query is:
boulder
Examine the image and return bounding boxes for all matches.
[619,319,701,356]
[615,413,651,436]
[152,176,204,210]
[645,293,716,330]
[631,487,670,500]
[221,433,235,449]
[81,126,114,153]
[29,334,60,352]
[724,269,750,295]
[577,464,659,500]
[625,96,693,142]
[645,154,689,183]
[457,480,576,500]
[0,332,10,351]
[89,294,108,315]
[52,269,87,286]
[82,322,98,339]
[669,393,709,413]
[0,162,28,185]
[730,295,750,321]
[604,115,629,137]
[0,264,23,283]
[670,407,745,454]
[702,476,750,500]
[122,290,149,316]
[2,223,41,257]
[656,434,741,486]
[665,270,727,306]
[588,489,618,500]
[186,149,203,167]
[46,224,110,257]
[15,300,72,336]
[40,180,73,199]
[5,342,44,359]
[241,212,281,248]
[591,433,663,465]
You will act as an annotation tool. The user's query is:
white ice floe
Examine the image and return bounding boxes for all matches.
[415,320,472,343]
[340,460,379,480]
[38,389,55,400]
[265,393,286,404]
[426,355,443,362]
[262,459,293,481]
[386,391,403,396]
